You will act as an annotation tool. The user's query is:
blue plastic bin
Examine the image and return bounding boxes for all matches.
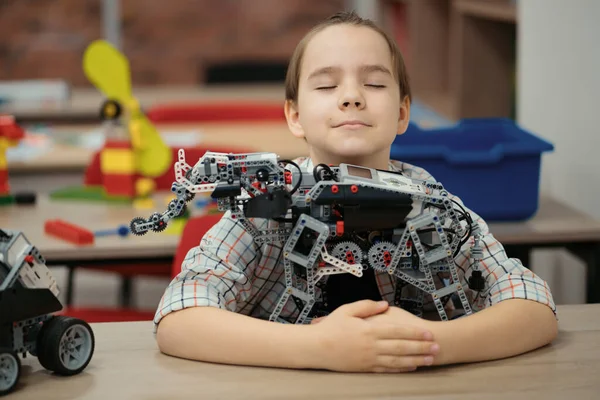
[390,118,554,221]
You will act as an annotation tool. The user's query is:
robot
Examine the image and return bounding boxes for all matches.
[130,149,486,323]
[0,229,94,396]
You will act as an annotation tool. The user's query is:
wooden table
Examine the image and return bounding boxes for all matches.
[0,195,180,263]
[489,197,600,303]
[6,304,600,399]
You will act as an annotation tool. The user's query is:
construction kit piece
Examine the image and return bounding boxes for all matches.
[131,150,486,323]
[0,229,95,396]
[44,219,95,245]
[81,40,172,200]
[0,115,25,205]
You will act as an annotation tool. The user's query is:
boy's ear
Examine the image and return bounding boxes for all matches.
[284,100,305,139]
[396,95,411,135]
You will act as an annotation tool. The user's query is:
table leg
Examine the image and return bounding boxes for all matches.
[566,242,600,304]
[120,277,133,308]
[66,266,75,307]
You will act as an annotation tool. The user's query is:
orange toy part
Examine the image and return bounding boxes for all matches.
[44,219,95,245]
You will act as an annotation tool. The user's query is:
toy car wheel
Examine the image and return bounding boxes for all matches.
[0,349,21,396]
[36,316,95,376]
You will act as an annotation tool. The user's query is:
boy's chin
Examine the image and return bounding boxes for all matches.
[330,147,375,161]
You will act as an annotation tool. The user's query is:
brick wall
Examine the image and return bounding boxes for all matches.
[0,0,344,87]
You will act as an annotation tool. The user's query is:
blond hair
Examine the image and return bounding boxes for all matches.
[285,10,411,104]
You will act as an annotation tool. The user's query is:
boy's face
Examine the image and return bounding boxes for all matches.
[285,24,410,168]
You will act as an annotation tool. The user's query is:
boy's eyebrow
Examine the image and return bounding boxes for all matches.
[307,66,340,80]
[359,64,393,76]
[306,64,392,80]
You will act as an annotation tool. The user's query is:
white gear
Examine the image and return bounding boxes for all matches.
[367,241,396,271]
[331,241,363,265]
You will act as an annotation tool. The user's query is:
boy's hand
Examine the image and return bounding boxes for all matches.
[310,300,439,373]
[365,305,433,327]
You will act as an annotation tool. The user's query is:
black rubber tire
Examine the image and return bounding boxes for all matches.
[36,316,95,376]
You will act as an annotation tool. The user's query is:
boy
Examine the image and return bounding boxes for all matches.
[154,11,558,373]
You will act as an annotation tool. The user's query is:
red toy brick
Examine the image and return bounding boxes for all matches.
[44,219,95,245]
[102,173,136,197]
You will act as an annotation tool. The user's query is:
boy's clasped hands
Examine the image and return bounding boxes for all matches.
[310,300,440,373]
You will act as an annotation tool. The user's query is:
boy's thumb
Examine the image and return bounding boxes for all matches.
[340,300,389,318]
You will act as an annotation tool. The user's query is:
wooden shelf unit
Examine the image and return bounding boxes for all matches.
[382,0,517,121]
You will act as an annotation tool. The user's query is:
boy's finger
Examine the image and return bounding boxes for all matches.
[376,339,440,357]
[373,324,434,341]
[337,300,389,318]
[376,354,435,369]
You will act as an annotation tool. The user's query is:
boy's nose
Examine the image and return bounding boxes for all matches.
[339,86,366,110]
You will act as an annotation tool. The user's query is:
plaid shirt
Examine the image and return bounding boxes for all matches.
[153,158,556,330]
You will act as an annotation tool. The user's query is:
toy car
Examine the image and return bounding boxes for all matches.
[0,229,94,396]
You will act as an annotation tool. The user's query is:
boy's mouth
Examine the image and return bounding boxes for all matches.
[333,120,372,129]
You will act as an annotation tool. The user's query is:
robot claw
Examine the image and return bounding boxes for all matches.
[129,182,192,236]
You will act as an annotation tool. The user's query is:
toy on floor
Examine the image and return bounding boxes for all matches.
[130,150,486,323]
[0,229,95,396]
[79,40,172,201]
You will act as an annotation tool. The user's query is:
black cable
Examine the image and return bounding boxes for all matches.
[451,199,473,257]
[452,199,473,224]
[278,159,302,194]
[313,163,334,182]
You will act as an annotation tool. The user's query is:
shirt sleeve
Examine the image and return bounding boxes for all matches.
[153,211,262,328]
[452,198,557,316]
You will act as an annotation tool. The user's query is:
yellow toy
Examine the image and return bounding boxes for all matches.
[82,40,172,199]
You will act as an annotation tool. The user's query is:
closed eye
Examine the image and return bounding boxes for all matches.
[365,84,386,88]
[316,86,337,90]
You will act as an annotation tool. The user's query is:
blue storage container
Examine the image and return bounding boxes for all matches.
[389,118,554,221]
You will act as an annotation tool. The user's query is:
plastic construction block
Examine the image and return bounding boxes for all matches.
[100,148,136,174]
[44,219,95,245]
[14,191,36,205]
[0,194,14,206]
[103,173,136,197]
[49,185,132,204]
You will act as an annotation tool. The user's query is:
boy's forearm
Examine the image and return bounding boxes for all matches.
[156,307,323,369]
[425,299,558,365]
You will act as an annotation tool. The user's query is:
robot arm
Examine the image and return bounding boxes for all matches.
[129,149,292,236]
